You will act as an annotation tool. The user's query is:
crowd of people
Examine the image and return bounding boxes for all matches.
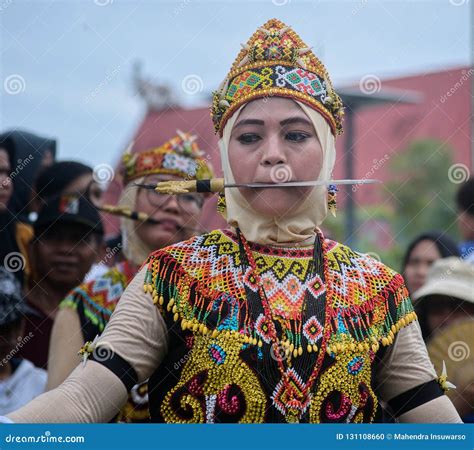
[0,19,472,424]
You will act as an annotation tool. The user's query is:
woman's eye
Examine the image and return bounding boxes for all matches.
[285,132,310,142]
[237,133,261,144]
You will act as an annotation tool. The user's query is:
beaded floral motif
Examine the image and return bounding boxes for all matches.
[160,333,267,423]
[144,229,416,423]
[303,316,323,345]
[122,130,213,184]
[271,368,311,416]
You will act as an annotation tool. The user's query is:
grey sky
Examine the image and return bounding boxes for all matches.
[1,0,470,169]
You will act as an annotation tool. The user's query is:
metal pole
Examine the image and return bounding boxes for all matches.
[344,105,356,247]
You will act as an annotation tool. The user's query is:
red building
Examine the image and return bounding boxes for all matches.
[103,66,472,237]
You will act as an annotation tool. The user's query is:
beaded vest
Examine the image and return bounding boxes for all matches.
[144,229,416,423]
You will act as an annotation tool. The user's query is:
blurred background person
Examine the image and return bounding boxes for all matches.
[32,160,104,215]
[32,160,108,280]
[413,257,474,421]
[401,231,460,296]
[46,132,212,422]
[18,194,104,369]
[456,177,474,263]
[0,267,46,414]
[0,130,56,223]
[0,141,32,285]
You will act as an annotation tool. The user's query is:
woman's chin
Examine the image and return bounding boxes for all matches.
[138,227,184,251]
[247,188,308,217]
[248,191,304,217]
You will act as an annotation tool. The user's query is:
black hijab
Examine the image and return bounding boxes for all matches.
[0,130,57,222]
[0,141,22,282]
[401,231,461,342]
[34,160,92,202]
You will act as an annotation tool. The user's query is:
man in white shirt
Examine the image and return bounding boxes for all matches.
[0,267,46,414]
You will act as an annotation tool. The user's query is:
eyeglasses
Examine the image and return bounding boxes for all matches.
[145,188,204,213]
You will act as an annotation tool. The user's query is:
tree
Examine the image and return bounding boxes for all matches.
[385,138,459,251]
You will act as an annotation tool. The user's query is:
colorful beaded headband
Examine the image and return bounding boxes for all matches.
[211,18,344,137]
[122,130,213,185]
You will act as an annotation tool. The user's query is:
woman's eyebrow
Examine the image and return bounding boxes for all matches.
[233,119,265,129]
[279,117,313,127]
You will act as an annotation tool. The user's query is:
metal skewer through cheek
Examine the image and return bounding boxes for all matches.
[99,205,198,233]
[133,178,382,195]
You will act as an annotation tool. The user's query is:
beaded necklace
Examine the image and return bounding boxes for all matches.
[236,228,333,423]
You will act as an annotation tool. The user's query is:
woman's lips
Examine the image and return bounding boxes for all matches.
[51,259,79,272]
[156,218,182,232]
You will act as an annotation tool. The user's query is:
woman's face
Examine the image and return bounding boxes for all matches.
[425,296,474,338]
[64,173,104,207]
[40,149,54,170]
[404,239,442,294]
[0,149,12,211]
[32,172,104,213]
[134,174,204,250]
[228,98,323,217]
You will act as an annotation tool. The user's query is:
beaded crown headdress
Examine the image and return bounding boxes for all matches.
[211,19,344,137]
[122,130,213,185]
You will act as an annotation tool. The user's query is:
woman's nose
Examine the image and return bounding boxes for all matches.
[260,136,287,166]
[162,195,180,214]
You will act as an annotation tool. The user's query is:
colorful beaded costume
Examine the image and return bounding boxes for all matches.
[62,261,151,423]
[61,131,213,422]
[81,17,446,426]
[143,229,416,423]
